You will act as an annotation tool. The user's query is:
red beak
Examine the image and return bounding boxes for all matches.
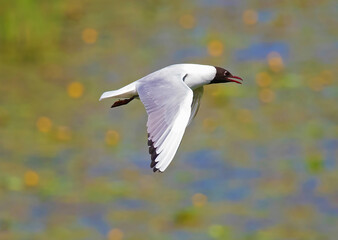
[227,75,243,84]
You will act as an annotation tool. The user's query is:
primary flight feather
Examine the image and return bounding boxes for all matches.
[100,64,243,172]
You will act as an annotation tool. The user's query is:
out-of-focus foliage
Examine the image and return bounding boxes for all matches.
[0,0,337,239]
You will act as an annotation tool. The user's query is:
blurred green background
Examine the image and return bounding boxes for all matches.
[0,0,337,239]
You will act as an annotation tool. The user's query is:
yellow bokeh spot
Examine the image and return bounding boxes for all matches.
[243,10,258,25]
[256,72,272,87]
[57,126,72,141]
[203,118,216,132]
[237,109,253,124]
[179,14,196,29]
[82,28,98,44]
[108,228,123,240]
[192,193,207,207]
[259,88,275,103]
[308,70,333,91]
[24,170,39,187]
[207,40,224,57]
[267,52,284,72]
[105,130,120,146]
[37,117,52,133]
[321,70,333,85]
[67,81,84,98]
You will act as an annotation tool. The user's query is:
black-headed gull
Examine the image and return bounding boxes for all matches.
[100,64,243,172]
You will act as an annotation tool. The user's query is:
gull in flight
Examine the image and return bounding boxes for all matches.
[100,64,243,172]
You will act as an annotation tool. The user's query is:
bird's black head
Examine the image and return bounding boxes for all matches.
[210,66,243,84]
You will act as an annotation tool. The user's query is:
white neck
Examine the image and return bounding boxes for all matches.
[180,64,216,89]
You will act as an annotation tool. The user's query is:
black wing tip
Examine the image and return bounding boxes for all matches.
[148,135,162,173]
[151,160,161,173]
[149,145,156,154]
[152,167,163,173]
[150,158,157,168]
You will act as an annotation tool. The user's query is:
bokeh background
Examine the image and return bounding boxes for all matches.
[1,0,337,239]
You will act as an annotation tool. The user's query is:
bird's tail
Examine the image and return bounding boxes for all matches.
[99,82,137,101]
[99,90,119,100]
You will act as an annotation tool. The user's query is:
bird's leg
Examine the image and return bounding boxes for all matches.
[111,97,135,108]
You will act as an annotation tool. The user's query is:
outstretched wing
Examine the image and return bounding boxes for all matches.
[188,87,204,125]
[137,75,193,172]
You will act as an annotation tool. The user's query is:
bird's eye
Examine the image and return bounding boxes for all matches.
[224,71,231,77]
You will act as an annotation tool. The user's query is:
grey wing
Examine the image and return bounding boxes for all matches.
[188,87,204,125]
[137,75,193,172]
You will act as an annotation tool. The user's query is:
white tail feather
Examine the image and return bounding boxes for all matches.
[99,91,118,101]
[99,82,137,101]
